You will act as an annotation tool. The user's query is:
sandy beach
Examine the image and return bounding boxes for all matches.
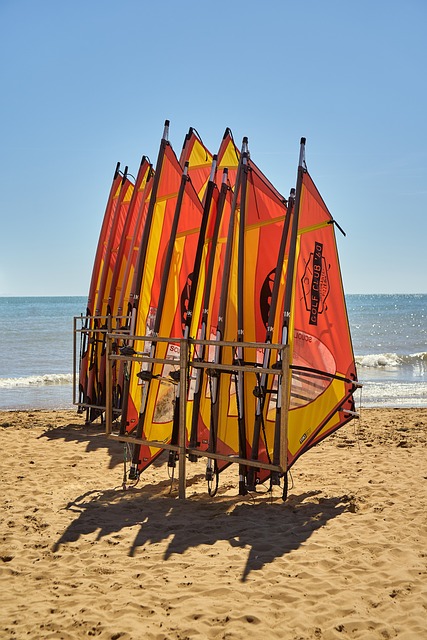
[1,407,426,639]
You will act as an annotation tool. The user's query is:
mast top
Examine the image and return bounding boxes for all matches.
[181,127,192,150]
[163,119,170,141]
[242,136,249,156]
[209,154,218,182]
[299,137,306,169]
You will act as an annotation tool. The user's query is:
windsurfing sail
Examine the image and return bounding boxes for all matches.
[167,153,219,469]
[78,161,121,410]
[247,138,358,494]
[186,166,231,464]
[90,124,359,501]
[181,132,241,476]
[185,136,358,497]
[108,156,153,410]
[84,169,134,417]
[186,137,289,494]
[123,122,205,479]
[282,146,358,468]
[217,127,240,190]
[78,162,128,415]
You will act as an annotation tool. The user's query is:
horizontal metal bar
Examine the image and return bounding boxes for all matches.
[74,328,108,334]
[108,433,180,452]
[107,332,181,344]
[109,353,281,375]
[73,401,121,414]
[107,434,284,473]
[106,332,288,352]
[190,337,286,350]
[109,354,180,366]
[74,315,129,322]
[186,448,284,473]
[188,360,282,375]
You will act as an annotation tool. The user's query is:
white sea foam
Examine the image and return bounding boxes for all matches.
[0,373,73,388]
[355,352,427,370]
[358,381,427,407]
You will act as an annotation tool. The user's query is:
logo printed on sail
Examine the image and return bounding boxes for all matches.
[301,241,330,325]
[260,268,276,329]
[180,272,193,333]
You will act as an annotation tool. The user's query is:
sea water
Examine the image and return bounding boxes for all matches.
[348,294,426,407]
[0,295,425,410]
[0,296,83,410]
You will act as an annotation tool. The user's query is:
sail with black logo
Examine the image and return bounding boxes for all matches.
[188,136,358,496]
[247,138,359,495]
[282,153,358,468]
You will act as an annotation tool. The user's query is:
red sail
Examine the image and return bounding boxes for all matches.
[284,170,358,467]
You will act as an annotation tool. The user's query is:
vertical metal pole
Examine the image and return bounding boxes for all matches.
[73,316,77,406]
[105,317,112,436]
[178,337,188,499]
[279,344,289,473]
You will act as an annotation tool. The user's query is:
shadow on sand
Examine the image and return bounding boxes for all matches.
[52,473,356,581]
[39,420,168,470]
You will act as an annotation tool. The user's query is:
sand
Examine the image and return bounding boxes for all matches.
[0,407,426,639]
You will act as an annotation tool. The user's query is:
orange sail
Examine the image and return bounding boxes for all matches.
[78,162,122,410]
[85,171,134,415]
[123,122,205,477]
[189,138,289,494]
[79,165,134,416]
[83,125,359,499]
[105,157,153,409]
[223,150,289,479]
[284,167,358,467]
[184,132,241,469]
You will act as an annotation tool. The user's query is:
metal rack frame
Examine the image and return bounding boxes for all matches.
[104,330,290,499]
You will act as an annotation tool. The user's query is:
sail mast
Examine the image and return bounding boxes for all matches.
[206,137,248,490]
[235,146,250,495]
[246,187,293,491]
[272,137,306,488]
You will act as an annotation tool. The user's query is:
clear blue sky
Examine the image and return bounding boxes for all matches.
[1,0,426,296]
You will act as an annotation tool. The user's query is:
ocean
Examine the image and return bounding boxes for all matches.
[0,295,425,411]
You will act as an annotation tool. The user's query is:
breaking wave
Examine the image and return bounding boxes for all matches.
[0,374,73,388]
[355,352,427,371]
